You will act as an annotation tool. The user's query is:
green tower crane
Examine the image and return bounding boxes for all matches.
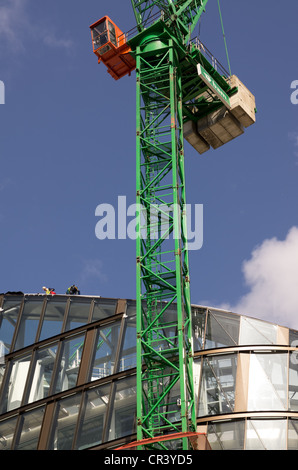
[90,0,256,450]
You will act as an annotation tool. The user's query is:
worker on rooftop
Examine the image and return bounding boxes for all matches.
[66,285,80,295]
[42,286,56,295]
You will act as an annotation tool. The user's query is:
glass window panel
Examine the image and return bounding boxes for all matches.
[239,316,277,345]
[92,21,108,47]
[75,383,111,449]
[119,316,136,372]
[14,406,45,450]
[288,419,298,450]
[48,393,82,450]
[89,322,120,381]
[26,343,59,404]
[207,419,245,450]
[64,299,92,332]
[289,352,298,411]
[192,307,207,351]
[247,353,287,411]
[107,376,136,442]
[126,300,136,316]
[246,419,287,450]
[289,329,298,348]
[198,354,237,417]
[39,298,67,341]
[0,415,18,450]
[0,364,5,393]
[0,297,23,354]
[108,21,116,46]
[91,299,117,322]
[1,352,32,412]
[13,299,43,351]
[0,343,5,364]
[193,359,201,407]
[94,21,106,35]
[55,334,85,394]
[204,310,240,349]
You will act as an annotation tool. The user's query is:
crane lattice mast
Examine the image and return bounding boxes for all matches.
[131,0,208,450]
[90,0,256,450]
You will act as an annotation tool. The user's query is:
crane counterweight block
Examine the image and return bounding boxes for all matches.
[184,74,256,154]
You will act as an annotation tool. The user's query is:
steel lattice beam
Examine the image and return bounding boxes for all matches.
[135,37,196,450]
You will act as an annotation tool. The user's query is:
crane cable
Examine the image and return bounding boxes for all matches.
[217,0,232,76]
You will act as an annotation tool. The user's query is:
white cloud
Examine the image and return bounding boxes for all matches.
[220,227,298,329]
[0,0,28,50]
[0,0,73,53]
[289,132,298,147]
[80,259,107,284]
[43,34,73,51]
[288,131,298,165]
[0,177,12,191]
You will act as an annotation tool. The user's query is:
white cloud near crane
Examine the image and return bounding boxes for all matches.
[0,0,73,54]
[220,226,298,329]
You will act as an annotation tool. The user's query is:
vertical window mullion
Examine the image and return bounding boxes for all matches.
[37,401,56,450]
[71,390,87,450]
[0,295,4,327]
[88,299,95,324]
[10,413,23,450]
[10,296,25,352]
[20,348,37,407]
[61,297,71,333]
[112,315,127,375]
[102,381,115,443]
[48,338,64,396]
[77,328,97,386]
[0,359,13,414]
[34,296,48,343]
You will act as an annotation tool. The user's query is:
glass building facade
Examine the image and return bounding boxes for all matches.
[0,293,298,450]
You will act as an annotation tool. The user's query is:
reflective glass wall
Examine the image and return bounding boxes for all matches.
[1,294,298,450]
[192,306,298,449]
[0,295,137,450]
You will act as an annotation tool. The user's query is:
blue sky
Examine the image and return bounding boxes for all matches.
[0,0,297,329]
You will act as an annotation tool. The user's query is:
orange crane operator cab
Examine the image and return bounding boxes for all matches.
[90,16,136,80]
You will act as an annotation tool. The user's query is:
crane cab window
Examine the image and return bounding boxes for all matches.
[108,21,116,46]
[91,21,108,49]
[91,19,117,53]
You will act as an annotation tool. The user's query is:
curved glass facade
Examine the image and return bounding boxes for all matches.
[193,306,298,449]
[0,294,298,450]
